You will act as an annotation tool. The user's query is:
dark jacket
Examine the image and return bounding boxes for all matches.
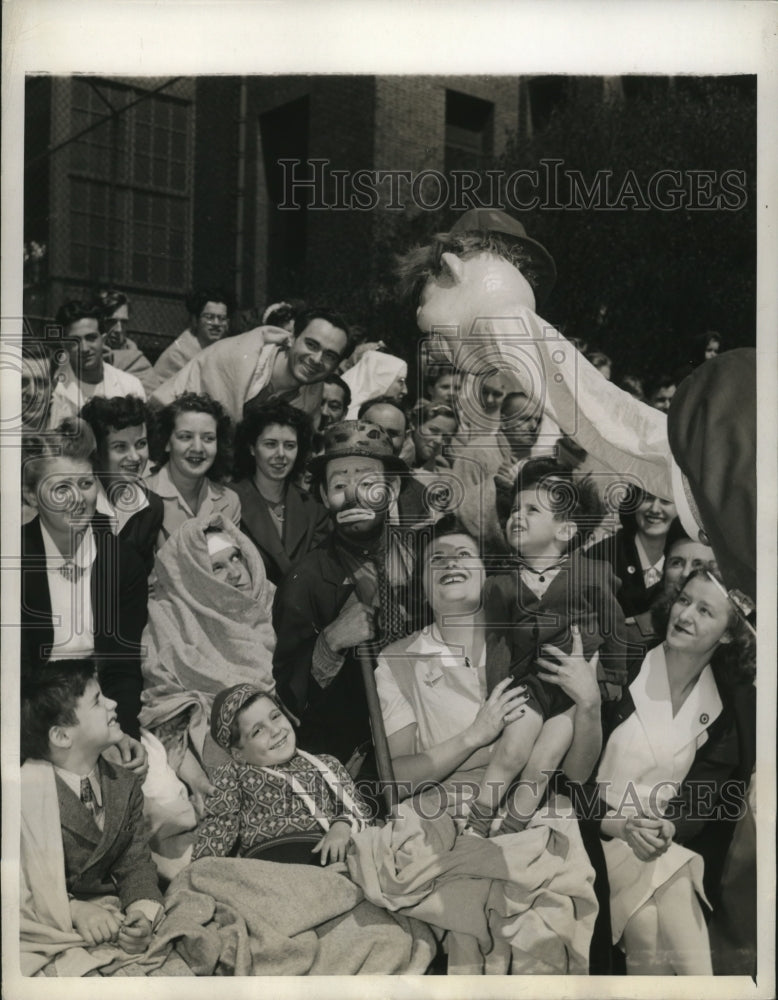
[586,529,663,618]
[92,487,164,577]
[21,517,148,739]
[56,757,162,909]
[231,478,330,586]
[396,474,432,527]
[483,551,630,711]
[272,535,372,763]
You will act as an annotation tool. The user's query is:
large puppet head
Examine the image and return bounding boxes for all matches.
[397,209,556,376]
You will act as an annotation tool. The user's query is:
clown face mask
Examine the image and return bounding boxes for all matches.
[321,455,397,541]
[416,251,537,375]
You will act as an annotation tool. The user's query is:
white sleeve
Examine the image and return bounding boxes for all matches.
[375,657,416,738]
[489,309,674,501]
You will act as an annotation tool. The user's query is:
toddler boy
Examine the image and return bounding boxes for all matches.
[464,458,627,837]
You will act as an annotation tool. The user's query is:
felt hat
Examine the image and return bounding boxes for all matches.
[449,208,557,307]
[667,348,756,609]
[307,419,408,483]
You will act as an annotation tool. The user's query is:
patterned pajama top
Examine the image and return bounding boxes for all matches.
[192,751,373,859]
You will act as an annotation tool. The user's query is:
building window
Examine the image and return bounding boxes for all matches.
[68,78,192,290]
[526,76,568,133]
[445,90,494,172]
[259,96,309,299]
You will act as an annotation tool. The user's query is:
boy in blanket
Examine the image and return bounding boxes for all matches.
[20,659,163,974]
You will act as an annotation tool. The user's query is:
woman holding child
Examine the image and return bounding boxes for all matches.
[373,511,602,973]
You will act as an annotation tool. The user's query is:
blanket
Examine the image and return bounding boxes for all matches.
[164,857,437,975]
[20,758,191,977]
[139,514,277,762]
[347,801,598,975]
[20,761,435,976]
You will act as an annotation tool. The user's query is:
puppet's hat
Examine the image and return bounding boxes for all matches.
[449,208,557,307]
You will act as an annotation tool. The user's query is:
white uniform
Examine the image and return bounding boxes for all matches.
[596,643,721,942]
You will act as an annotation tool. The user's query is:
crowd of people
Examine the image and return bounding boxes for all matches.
[17,210,757,979]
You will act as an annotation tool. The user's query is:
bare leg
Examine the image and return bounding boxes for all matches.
[502,708,575,832]
[655,866,713,975]
[477,709,543,811]
[622,899,673,975]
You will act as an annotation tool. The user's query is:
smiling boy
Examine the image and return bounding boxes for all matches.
[20,660,163,972]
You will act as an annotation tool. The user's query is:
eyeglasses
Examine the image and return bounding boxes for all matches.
[201,313,229,325]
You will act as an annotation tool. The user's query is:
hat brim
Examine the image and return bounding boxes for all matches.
[308,446,408,484]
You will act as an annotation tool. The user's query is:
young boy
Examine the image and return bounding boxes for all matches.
[194,684,373,863]
[464,458,627,837]
[20,660,163,966]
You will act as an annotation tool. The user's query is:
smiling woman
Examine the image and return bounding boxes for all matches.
[587,484,678,617]
[370,514,600,973]
[231,400,329,585]
[80,395,164,575]
[21,418,148,739]
[593,568,756,975]
[147,392,241,549]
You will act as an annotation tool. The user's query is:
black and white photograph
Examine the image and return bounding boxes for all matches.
[2,2,776,997]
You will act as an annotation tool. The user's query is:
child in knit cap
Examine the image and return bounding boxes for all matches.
[193,684,374,864]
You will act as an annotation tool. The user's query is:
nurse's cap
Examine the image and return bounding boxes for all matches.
[667,348,756,616]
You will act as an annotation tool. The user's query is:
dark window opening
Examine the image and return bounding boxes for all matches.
[260,96,310,300]
[526,76,568,133]
[445,90,494,172]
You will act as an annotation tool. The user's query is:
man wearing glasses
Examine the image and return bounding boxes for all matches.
[146,287,234,392]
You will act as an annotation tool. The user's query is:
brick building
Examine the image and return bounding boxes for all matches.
[23,74,530,355]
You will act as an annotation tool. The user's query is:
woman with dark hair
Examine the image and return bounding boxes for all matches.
[370,515,601,974]
[231,400,329,584]
[80,394,163,575]
[147,391,240,549]
[587,485,678,617]
[591,568,755,974]
[423,362,457,406]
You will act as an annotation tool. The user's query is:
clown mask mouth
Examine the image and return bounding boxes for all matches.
[336,508,377,524]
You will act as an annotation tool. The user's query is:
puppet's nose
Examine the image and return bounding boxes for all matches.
[441,252,465,283]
